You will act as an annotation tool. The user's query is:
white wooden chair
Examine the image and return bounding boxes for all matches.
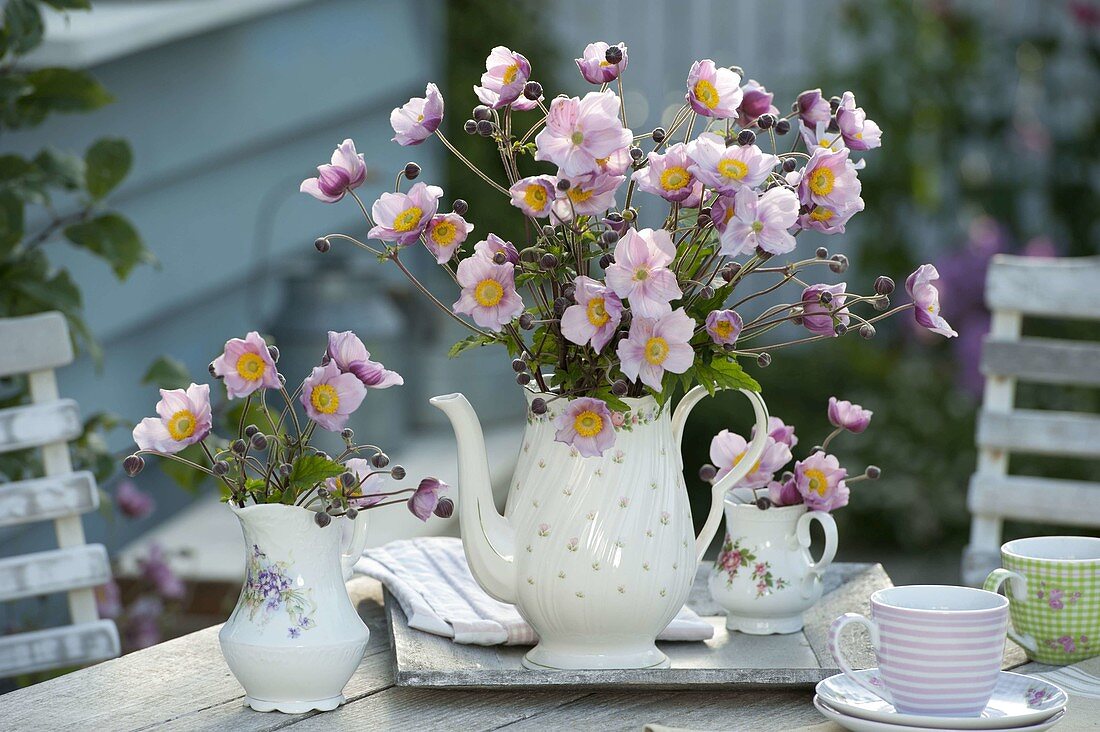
[962,255,1100,586]
[0,312,120,678]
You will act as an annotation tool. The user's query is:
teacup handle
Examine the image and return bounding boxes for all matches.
[796,510,838,598]
[828,613,891,705]
[983,568,1038,653]
[340,510,371,581]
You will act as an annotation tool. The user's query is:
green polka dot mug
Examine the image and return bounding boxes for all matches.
[984,536,1100,665]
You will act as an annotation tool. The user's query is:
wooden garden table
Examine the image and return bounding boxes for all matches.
[0,566,1030,731]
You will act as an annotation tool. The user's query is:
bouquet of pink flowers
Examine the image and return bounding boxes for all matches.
[122,330,449,526]
[701,396,877,512]
[301,42,956,458]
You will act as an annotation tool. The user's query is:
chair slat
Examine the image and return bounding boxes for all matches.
[981,337,1100,387]
[0,312,73,379]
[0,399,81,454]
[0,620,120,678]
[985,254,1100,319]
[968,473,1100,527]
[977,409,1100,458]
[0,471,99,528]
[0,545,111,602]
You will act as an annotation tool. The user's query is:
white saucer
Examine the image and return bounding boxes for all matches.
[816,669,1067,730]
[813,696,1066,732]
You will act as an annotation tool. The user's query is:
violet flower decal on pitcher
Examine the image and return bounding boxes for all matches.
[242,545,317,638]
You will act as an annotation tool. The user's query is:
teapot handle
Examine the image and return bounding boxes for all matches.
[672,385,770,563]
[340,510,371,581]
[795,510,838,598]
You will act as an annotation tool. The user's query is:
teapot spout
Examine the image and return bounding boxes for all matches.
[430,393,517,603]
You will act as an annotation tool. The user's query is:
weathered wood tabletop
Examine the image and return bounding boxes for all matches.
[0,564,1029,732]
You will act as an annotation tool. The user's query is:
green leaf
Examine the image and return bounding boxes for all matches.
[33,147,85,191]
[141,355,191,390]
[709,357,761,392]
[84,138,131,199]
[159,443,208,493]
[4,0,44,56]
[288,454,344,490]
[0,189,25,257]
[64,213,154,279]
[447,333,495,358]
[17,68,113,123]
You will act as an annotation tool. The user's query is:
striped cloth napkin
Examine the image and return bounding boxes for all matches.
[353,536,714,645]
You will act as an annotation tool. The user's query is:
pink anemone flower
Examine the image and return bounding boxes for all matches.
[423,213,474,263]
[616,308,695,390]
[835,91,882,151]
[906,264,958,338]
[561,275,623,353]
[326,330,403,389]
[705,309,743,346]
[717,186,798,257]
[133,384,212,454]
[408,477,449,521]
[685,60,743,118]
[452,256,524,330]
[326,458,388,507]
[710,430,792,490]
[794,451,849,512]
[474,46,531,109]
[736,79,779,127]
[828,397,873,433]
[801,282,850,337]
[550,172,624,223]
[688,132,779,194]
[300,139,366,203]
[473,233,520,265]
[367,182,443,245]
[300,361,367,432]
[534,90,632,177]
[631,143,703,204]
[604,227,682,318]
[508,175,557,219]
[554,397,616,458]
[798,146,862,211]
[211,331,281,399]
[576,42,628,84]
[390,82,444,146]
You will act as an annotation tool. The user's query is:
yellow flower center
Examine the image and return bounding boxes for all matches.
[723,205,736,224]
[693,79,720,109]
[567,186,594,203]
[310,384,340,415]
[503,63,519,85]
[417,113,424,122]
[586,297,610,327]
[659,166,690,191]
[809,207,834,222]
[235,352,266,381]
[713,320,733,339]
[431,220,457,245]
[167,409,197,441]
[574,410,604,437]
[804,468,828,496]
[644,336,669,365]
[523,184,548,211]
[474,278,504,307]
[393,206,423,232]
[599,60,613,67]
[751,220,764,233]
[717,159,749,180]
[809,167,835,196]
[570,131,585,146]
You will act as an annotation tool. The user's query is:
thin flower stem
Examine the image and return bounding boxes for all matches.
[390,252,493,337]
[348,190,375,227]
[326,233,384,257]
[738,303,914,353]
[820,426,845,452]
[134,449,217,477]
[617,77,628,127]
[434,130,510,195]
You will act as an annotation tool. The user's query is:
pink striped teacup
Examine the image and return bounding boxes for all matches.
[828,585,1009,717]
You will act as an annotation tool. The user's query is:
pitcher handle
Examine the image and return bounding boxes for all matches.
[672,385,770,563]
[829,612,891,705]
[340,510,371,581]
[796,510,838,598]
[984,568,1038,652]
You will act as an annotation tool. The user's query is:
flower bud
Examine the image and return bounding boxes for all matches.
[782,158,797,173]
[314,237,331,253]
[346,507,358,520]
[463,119,477,134]
[873,295,890,311]
[213,460,230,476]
[231,439,247,455]
[244,424,259,437]
[629,146,644,161]
[341,471,357,489]
[556,178,571,191]
[601,230,619,246]
[404,162,421,180]
[315,451,329,461]
[531,398,547,415]
[541,224,556,238]
[865,465,882,480]
[518,313,534,330]
[540,252,558,269]
[278,463,292,477]
[859,324,876,339]
[516,372,532,386]
[511,358,527,373]
[874,275,895,295]
[756,496,773,511]
[562,283,576,302]
[390,465,406,480]
[700,286,715,299]
[553,297,568,316]
[523,81,543,100]
[757,113,775,130]
[493,251,507,265]
[651,127,666,143]
[341,427,354,441]
[604,45,624,64]
[756,352,773,367]
[452,198,468,215]
[314,511,332,528]
[251,433,268,451]
[819,290,833,304]
[434,497,455,519]
[476,119,494,136]
[829,254,849,273]
[730,65,745,76]
[698,463,717,483]
[267,345,280,363]
[622,207,637,222]
[318,486,329,497]
[599,254,614,269]
[815,246,829,259]
[123,454,145,477]
[775,118,791,135]
[208,361,217,378]
[371,452,390,468]
[834,323,848,336]
[611,379,629,396]
[829,95,842,112]
[737,129,756,146]
[473,105,492,121]
[721,262,742,282]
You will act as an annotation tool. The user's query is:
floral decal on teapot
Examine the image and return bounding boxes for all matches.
[714,534,789,597]
[243,544,317,638]
[1045,634,1089,654]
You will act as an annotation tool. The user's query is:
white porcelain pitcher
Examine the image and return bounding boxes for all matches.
[708,501,837,634]
[432,385,769,670]
[218,503,370,713]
